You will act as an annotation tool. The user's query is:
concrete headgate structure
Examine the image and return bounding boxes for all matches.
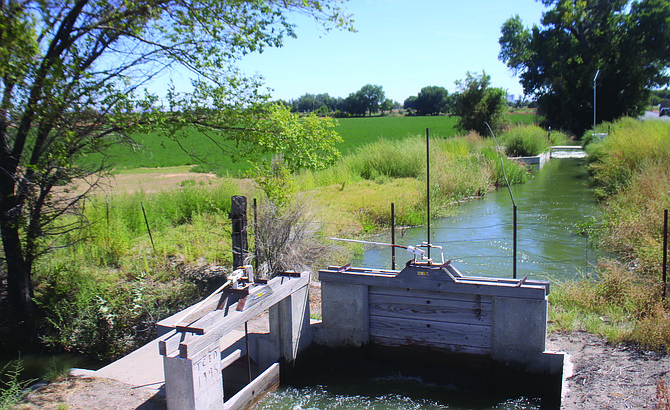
[157,258,565,409]
[315,259,564,376]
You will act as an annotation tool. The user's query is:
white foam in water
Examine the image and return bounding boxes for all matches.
[551,150,587,158]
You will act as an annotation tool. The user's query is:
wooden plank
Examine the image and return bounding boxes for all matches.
[158,329,183,356]
[223,363,280,410]
[369,286,493,305]
[179,272,309,358]
[369,293,492,326]
[170,280,232,329]
[369,314,491,349]
[176,309,227,335]
[220,349,242,370]
[370,334,491,357]
[237,283,274,312]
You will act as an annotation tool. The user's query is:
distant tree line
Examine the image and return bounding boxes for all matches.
[281,72,510,135]
[281,84,399,117]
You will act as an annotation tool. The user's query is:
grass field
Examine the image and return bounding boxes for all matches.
[89,113,539,175]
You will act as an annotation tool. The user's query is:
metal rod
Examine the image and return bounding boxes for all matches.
[426,128,431,259]
[140,202,155,252]
[593,69,600,136]
[391,203,396,270]
[512,205,517,279]
[663,209,668,299]
[253,198,258,272]
[245,321,252,382]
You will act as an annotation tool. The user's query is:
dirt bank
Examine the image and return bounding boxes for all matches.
[548,331,670,409]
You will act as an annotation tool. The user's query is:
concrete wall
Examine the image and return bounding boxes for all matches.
[317,262,563,375]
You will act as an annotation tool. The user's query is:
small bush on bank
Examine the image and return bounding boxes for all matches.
[501,125,551,157]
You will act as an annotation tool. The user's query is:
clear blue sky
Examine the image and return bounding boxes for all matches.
[232,0,548,103]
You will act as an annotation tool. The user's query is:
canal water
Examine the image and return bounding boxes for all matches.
[354,157,601,282]
[256,157,597,410]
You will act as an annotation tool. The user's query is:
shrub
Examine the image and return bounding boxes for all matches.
[501,125,550,157]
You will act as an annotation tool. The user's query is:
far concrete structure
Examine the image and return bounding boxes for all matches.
[315,260,565,377]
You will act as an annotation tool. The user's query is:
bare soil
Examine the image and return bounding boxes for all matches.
[548,331,670,409]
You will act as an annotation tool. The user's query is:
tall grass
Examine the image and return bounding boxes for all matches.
[549,260,668,351]
[550,117,670,351]
[586,117,670,198]
[296,132,528,232]
[35,181,240,359]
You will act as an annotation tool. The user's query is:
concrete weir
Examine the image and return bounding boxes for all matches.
[94,259,566,409]
[316,261,564,374]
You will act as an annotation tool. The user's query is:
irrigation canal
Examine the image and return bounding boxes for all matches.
[355,156,601,282]
[256,155,595,410]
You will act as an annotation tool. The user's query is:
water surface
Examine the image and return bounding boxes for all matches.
[355,158,600,281]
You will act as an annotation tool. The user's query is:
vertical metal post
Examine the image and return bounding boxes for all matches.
[593,69,600,136]
[244,321,252,382]
[426,128,431,259]
[391,203,396,270]
[513,204,518,279]
[141,202,155,252]
[253,198,258,272]
[663,209,668,299]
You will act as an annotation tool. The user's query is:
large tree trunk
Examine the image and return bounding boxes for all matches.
[1,221,34,325]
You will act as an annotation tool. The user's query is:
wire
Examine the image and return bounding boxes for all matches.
[485,122,516,208]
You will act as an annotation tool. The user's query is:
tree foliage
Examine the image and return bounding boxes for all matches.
[344,84,386,116]
[414,86,451,116]
[499,0,670,136]
[0,0,351,328]
[452,72,507,136]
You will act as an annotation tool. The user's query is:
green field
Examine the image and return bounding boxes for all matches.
[93,113,538,175]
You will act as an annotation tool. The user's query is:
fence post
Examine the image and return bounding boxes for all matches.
[141,202,155,252]
[513,204,517,279]
[426,128,431,259]
[253,198,258,272]
[391,203,396,270]
[230,196,248,269]
[663,209,668,299]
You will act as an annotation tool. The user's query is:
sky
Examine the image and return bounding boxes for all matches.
[231,0,549,104]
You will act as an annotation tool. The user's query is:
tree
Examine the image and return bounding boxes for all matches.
[415,86,451,116]
[380,98,394,114]
[343,91,367,116]
[343,84,385,116]
[0,0,351,330]
[499,0,670,136]
[452,72,507,136]
[403,96,417,113]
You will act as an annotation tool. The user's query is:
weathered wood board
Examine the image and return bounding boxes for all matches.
[369,286,492,354]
